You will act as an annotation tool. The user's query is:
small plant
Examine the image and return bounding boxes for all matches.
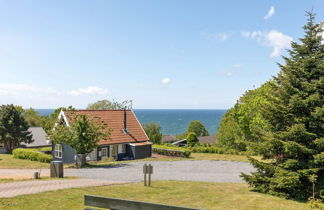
[308,174,321,209]
[308,196,321,209]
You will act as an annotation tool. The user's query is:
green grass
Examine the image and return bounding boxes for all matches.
[78,153,254,168]
[0,181,319,210]
[190,153,254,162]
[0,176,77,183]
[0,154,49,169]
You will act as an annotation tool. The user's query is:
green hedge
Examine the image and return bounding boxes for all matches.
[152,145,191,158]
[35,147,52,152]
[13,148,52,163]
[189,146,244,155]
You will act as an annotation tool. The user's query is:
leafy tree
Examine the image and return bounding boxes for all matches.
[241,12,324,199]
[87,99,132,110]
[176,120,209,140]
[49,114,110,167]
[187,120,209,137]
[143,122,162,144]
[175,132,187,140]
[187,132,198,147]
[216,82,273,152]
[0,104,33,153]
[41,106,75,134]
[22,108,43,127]
[216,108,244,150]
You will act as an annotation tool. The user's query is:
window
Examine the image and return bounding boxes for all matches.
[101,147,108,157]
[55,144,62,158]
[118,144,126,154]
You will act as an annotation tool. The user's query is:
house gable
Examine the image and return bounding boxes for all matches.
[60,110,149,145]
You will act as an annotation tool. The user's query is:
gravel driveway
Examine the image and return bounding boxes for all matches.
[66,160,255,183]
[0,160,255,183]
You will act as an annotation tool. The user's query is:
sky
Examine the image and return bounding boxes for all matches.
[0,0,323,109]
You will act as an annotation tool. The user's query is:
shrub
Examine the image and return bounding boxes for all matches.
[13,148,52,163]
[186,132,198,147]
[189,145,244,155]
[152,145,191,158]
[36,147,52,152]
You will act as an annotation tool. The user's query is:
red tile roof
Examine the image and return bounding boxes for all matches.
[62,110,149,145]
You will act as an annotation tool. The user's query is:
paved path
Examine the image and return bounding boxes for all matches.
[0,179,123,198]
[0,160,255,183]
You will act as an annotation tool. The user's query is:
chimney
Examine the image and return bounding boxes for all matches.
[123,108,128,134]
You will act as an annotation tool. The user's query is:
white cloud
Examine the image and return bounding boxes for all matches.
[264,6,275,20]
[161,78,171,85]
[0,83,39,95]
[222,70,233,77]
[233,64,242,68]
[265,30,293,57]
[68,86,108,96]
[201,31,230,41]
[241,30,292,57]
[0,83,112,108]
[0,84,108,97]
[216,32,230,41]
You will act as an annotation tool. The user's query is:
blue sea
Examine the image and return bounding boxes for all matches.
[36,109,226,136]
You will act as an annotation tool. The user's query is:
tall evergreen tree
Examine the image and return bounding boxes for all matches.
[0,104,33,153]
[241,12,324,199]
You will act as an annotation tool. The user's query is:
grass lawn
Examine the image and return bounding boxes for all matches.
[0,154,49,169]
[78,153,255,168]
[0,181,318,210]
[190,153,253,162]
[0,176,77,183]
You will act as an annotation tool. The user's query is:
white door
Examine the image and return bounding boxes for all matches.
[101,148,108,158]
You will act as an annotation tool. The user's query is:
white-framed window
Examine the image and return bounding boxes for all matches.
[55,144,63,158]
[101,147,108,157]
[118,144,126,154]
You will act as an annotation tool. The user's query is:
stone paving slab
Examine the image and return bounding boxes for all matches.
[0,179,124,198]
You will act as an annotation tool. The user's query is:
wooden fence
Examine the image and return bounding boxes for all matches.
[84,195,201,210]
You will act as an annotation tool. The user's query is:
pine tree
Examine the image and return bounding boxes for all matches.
[0,104,33,153]
[241,11,324,199]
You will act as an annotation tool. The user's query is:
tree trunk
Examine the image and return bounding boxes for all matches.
[75,154,87,167]
[4,141,18,154]
[4,141,12,154]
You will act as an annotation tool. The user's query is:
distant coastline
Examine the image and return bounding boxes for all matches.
[35,109,227,136]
